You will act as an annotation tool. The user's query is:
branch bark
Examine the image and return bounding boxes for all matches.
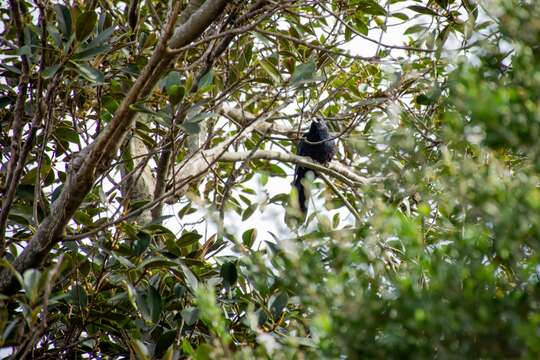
[219,150,368,187]
[0,0,229,295]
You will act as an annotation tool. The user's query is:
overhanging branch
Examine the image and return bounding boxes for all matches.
[219,150,368,187]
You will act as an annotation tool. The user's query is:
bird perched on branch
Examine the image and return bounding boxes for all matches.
[293,118,337,214]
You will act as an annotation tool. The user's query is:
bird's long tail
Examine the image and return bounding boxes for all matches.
[293,167,308,213]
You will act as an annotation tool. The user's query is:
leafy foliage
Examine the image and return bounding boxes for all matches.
[1,0,539,358]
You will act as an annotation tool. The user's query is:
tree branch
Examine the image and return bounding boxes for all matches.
[219,150,368,187]
[0,0,228,295]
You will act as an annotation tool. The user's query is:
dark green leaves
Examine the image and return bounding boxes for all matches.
[136,285,162,323]
[74,45,110,61]
[69,285,88,308]
[76,11,97,42]
[269,292,288,319]
[178,231,202,248]
[181,111,215,134]
[161,71,186,104]
[54,126,80,144]
[132,231,151,255]
[359,0,387,16]
[87,26,115,48]
[242,228,257,248]
[435,0,448,8]
[197,70,214,91]
[167,85,185,104]
[42,64,61,79]
[408,5,439,16]
[181,306,199,326]
[220,262,237,289]
[259,59,281,84]
[23,269,43,304]
[404,24,427,35]
[291,61,317,85]
[70,61,105,84]
[54,4,72,39]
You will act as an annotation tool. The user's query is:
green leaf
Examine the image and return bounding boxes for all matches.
[0,96,13,108]
[244,44,253,65]
[47,25,63,48]
[87,26,115,49]
[259,59,281,84]
[408,5,439,16]
[102,96,119,113]
[74,45,110,61]
[74,211,92,226]
[178,203,196,218]
[180,263,199,291]
[194,343,213,360]
[148,286,162,322]
[163,345,176,360]
[132,339,151,360]
[462,0,478,18]
[181,122,200,134]
[291,61,316,85]
[181,306,199,326]
[167,85,185,104]
[0,64,21,75]
[242,204,257,221]
[332,212,340,228]
[23,269,42,304]
[132,231,151,255]
[129,103,157,116]
[125,282,138,309]
[69,285,88,308]
[165,237,181,256]
[161,71,182,90]
[436,0,449,8]
[186,111,215,123]
[137,257,177,271]
[54,4,72,39]
[361,0,387,16]
[269,292,289,319]
[182,339,195,355]
[181,111,214,134]
[76,11,97,42]
[178,231,202,248]
[54,126,80,144]
[19,45,32,58]
[392,12,409,21]
[155,330,176,358]
[220,262,238,288]
[71,61,105,84]
[404,24,427,35]
[136,285,162,323]
[353,18,369,35]
[197,69,214,90]
[123,222,139,239]
[8,205,33,225]
[242,228,257,248]
[269,164,287,177]
[42,64,61,79]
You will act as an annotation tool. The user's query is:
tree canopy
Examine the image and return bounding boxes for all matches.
[1,0,539,358]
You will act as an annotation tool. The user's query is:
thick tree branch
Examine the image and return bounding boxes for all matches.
[0,0,31,253]
[169,0,229,49]
[64,146,371,243]
[0,0,228,295]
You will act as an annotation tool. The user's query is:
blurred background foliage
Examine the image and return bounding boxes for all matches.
[1,0,540,358]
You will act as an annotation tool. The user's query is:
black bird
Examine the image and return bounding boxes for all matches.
[293,118,337,213]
